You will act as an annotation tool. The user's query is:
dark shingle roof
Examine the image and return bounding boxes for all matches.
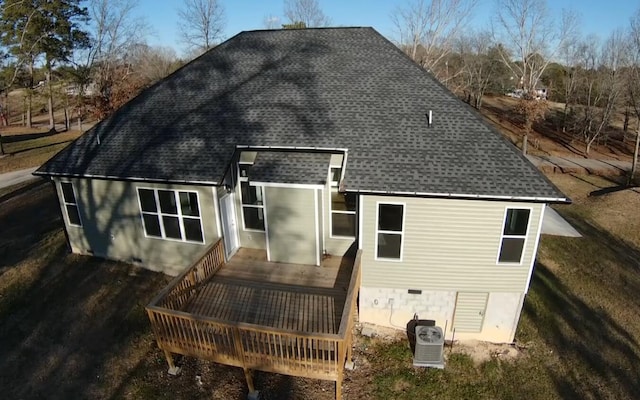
[36,27,567,201]
[250,152,330,185]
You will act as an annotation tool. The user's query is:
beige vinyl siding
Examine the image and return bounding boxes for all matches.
[361,196,543,293]
[453,292,489,333]
[53,178,220,276]
[265,186,318,265]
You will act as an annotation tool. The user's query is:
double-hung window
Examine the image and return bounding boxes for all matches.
[238,162,264,231]
[331,191,356,237]
[329,166,356,237]
[376,203,404,260]
[60,182,82,227]
[498,208,530,264]
[137,188,204,243]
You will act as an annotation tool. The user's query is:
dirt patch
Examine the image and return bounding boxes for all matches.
[450,340,521,365]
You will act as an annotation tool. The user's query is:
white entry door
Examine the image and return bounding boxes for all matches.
[220,194,239,260]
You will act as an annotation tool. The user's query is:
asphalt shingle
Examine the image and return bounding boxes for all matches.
[36,27,567,201]
[249,152,330,185]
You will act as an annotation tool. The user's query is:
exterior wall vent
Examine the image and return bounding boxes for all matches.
[413,325,445,368]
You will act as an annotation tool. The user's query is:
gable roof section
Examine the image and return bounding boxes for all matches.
[36,27,567,202]
[249,151,330,185]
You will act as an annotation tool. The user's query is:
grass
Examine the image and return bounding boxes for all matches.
[357,173,640,400]
[0,129,83,174]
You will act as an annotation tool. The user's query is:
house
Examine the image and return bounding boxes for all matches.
[35,27,568,397]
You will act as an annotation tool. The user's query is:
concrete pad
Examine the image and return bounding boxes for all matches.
[247,390,260,400]
[542,207,581,237]
[360,325,376,338]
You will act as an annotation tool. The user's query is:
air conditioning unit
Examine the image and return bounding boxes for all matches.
[413,325,445,368]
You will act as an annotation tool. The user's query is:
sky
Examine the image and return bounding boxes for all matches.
[134,0,639,56]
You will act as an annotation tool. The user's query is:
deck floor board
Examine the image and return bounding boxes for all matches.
[183,248,354,335]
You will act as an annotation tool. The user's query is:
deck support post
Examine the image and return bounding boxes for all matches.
[345,332,353,369]
[243,368,259,399]
[164,350,181,375]
[335,370,343,400]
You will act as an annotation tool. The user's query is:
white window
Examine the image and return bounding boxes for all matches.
[60,182,82,227]
[240,182,265,231]
[375,202,404,260]
[330,190,356,237]
[498,208,531,264]
[137,188,204,243]
[237,161,264,231]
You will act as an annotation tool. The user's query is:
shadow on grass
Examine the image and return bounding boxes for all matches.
[5,140,74,156]
[2,130,59,144]
[524,208,640,399]
[0,184,61,273]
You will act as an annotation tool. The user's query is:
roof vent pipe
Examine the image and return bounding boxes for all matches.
[97,132,101,145]
[428,110,433,127]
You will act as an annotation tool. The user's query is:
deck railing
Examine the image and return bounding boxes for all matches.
[146,240,362,399]
[147,238,225,311]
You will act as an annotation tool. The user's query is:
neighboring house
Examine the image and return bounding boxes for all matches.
[35,27,568,344]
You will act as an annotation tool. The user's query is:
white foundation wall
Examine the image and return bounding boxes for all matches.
[359,287,525,343]
[359,287,457,339]
[478,292,525,343]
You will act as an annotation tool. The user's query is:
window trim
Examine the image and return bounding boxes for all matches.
[136,187,206,244]
[496,206,532,265]
[374,201,406,262]
[60,181,82,227]
[238,162,265,232]
[329,187,357,239]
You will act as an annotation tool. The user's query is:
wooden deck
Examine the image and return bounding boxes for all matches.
[146,240,361,400]
[182,248,352,335]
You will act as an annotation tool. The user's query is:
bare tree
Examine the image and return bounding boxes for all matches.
[391,0,477,80]
[83,0,148,122]
[177,0,225,52]
[284,0,331,27]
[457,30,503,109]
[588,30,627,155]
[263,14,280,29]
[558,31,583,132]
[493,0,578,154]
[627,11,640,182]
[130,44,181,83]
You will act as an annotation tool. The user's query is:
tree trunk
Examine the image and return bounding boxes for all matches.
[630,127,640,185]
[0,135,4,156]
[26,61,34,129]
[623,106,630,133]
[522,133,528,155]
[46,67,55,130]
[25,92,32,129]
[77,115,82,132]
[64,107,69,131]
